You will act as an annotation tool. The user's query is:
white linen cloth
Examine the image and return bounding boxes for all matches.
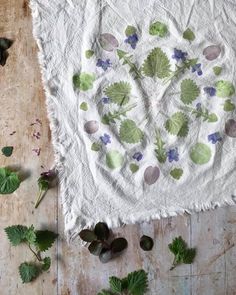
[30,0,236,240]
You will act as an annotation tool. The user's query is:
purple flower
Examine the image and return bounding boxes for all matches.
[132,152,143,161]
[204,87,216,97]
[40,169,56,180]
[100,133,111,145]
[96,59,112,71]
[172,48,188,62]
[208,132,222,144]
[102,97,110,104]
[167,148,179,162]
[191,63,203,76]
[125,33,138,49]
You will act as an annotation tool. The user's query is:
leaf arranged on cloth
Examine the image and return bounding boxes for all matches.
[35,230,58,252]
[140,235,154,251]
[224,99,235,112]
[5,225,28,246]
[189,143,211,165]
[170,168,183,180]
[168,236,196,270]
[0,167,21,194]
[0,38,13,66]
[106,151,124,169]
[180,79,200,105]
[127,270,148,295]
[117,50,142,79]
[41,257,51,271]
[85,49,94,59]
[19,262,41,283]
[215,80,235,97]
[154,130,167,163]
[142,47,171,79]
[80,102,88,111]
[125,25,137,36]
[2,146,13,157]
[149,21,168,37]
[104,82,131,105]
[183,28,195,42]
[213,66,222,76]
[165,112,189,137]
[73,72,95,91]
[109,276,123,293]
[119,119,144,144]
[130,163,139,173]
[91,142,101,152]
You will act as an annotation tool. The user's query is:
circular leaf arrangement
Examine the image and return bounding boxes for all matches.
[189,143,212,165]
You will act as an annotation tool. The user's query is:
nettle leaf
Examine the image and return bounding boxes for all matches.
[94,222,110,241]
[154,130,167,163]
[119,119,144,144]
[142,47,171,79]
[125,25,137,36]
[189,143,211,165]
[215,80,235,98]
[170,168,183,180]
[97,290,114,295]
[140,235,154,251]
[180,79,200,105]
[183,28,195,42]
[19,263,40,283]
[80,102,88,111]
[104,82,131,106]
[0,167,21,194]
[79,229,97,242]
[73,72,95,91]
[149,21,168,37]
[213,66,222,76]
[85,49,94,59]
[5,225,28,246]
[224,99,235,112]
[127,270,148,295]
[2,146,13,157]
[41,257,51,271]
[24,225,37,244]
[130,163,139,173]
[165,112,189,137]
[109,276,123,293]
[34,230,58,252]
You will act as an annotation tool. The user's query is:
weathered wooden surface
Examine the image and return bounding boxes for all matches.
[0,1,236,294]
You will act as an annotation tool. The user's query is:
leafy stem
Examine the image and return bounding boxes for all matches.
[102,103,137,125]
[28,243,42,262]
[117,49,142,79]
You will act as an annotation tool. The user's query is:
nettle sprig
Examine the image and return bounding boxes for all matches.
[35,169,57,208]
[79,222,128,263]
[5,225,58,283]
[98,269,148,295]
[168,236,196,270]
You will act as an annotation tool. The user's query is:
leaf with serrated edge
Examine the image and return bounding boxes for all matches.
[127,270,148,295]
[183,28,195,42]
[0,167,21,194]
[165,112,189,137]
[109,276,123,293]
[104,82,131,105]
[170,168,183,180]
[180,79,200,105]
[120,119,143,144]
[19,263,40,283]
[142,47,171,79]
[5,225,28,246]
[34,230,58,252]
[42,257,51,271]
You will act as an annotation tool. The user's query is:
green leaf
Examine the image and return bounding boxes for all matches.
[104,82,131,106]
[111,238,128,253]
[169,236,187,256]
[79,229,97,242]
[109,276,123,293]
[41,257,51,271]
[106,151,124,169]
[180,79,200,105]
[94,222,110,241]
[5,225,28,246]
[170,168,183,180]
[91,143,101,152]
[165,112,189,137]
[85,50,94,59]
[73,72,95,91]
[19,262,40,283]
[99,249,112,264]
[189,143,211,165]
[97,290,114,295]
[127,270,148,295]
[149,21,168,37]
[125,26,137,36]
[34,230,58,252]
[130,163,139,173]
[183,28,195,42]
[213,66,222,76]
[80,102,88,111]
[119,119,143,144]
[182,248,196,264]
[207,113,218,122]
[117,50,142,79]
[215,80,235,98]
[154,130,167,163]
[0,167,21,194]
[88,240,103,256]
[24,225,37,244]
[38,177,49,192]
[2,146,13,157]
[140,235,154,251]
[142,47,171,78]
[224,99,235,112]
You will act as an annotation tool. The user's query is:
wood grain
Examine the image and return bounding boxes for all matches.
[0,1,236,294]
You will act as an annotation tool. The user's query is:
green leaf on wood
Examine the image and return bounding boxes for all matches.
[34,230,58,252]
[119,119,144,144]
[183,28,195,42]
[180,79,200,105]
[127,270,148,295]
[2,146,13,157]
[0,167,21,194]
[104,81,131,105]
[142,47,171,79]
[19,263,40,283]
[109,276,123,293]
[41,257,51,271]
[165,112,189,137]
[140,235,154,251]
[5,225,28,246]
[79,229,97,242]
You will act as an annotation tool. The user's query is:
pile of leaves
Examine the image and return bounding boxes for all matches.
[98,269,148,295]
[5,225,58,283]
